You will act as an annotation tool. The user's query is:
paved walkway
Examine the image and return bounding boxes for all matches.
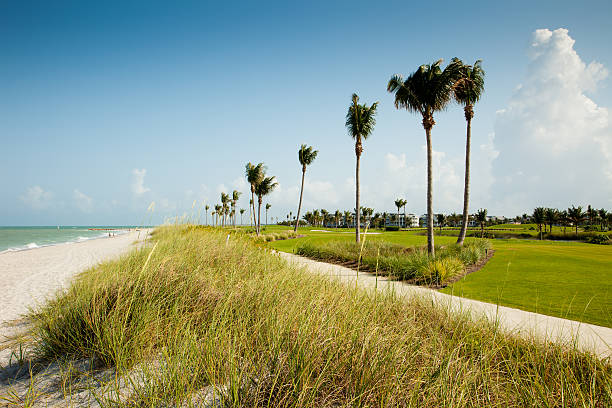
[278,252,612,359]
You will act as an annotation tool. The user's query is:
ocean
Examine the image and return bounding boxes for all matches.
[0,226,141,253]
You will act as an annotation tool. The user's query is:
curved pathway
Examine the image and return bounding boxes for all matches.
[278,251,612,359]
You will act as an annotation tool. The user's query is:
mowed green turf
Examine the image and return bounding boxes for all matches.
[441,239,612,328]
[267,226,612,328]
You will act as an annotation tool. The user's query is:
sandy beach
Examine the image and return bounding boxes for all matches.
[0,229,148,366]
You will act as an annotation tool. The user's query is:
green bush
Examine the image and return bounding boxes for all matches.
[587,234,610,245]
[385,225,400,231]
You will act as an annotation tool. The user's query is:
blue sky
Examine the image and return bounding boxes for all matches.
[2,0,611,225]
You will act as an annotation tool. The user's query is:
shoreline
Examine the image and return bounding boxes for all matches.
[0,229,151,366]
[0,227,146,254]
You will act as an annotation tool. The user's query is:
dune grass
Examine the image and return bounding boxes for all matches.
[23,226,611,406]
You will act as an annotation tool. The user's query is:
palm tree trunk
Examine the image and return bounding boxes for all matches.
[257,197,262,236]
[426,127,435,256]
[251,190,256,231]
[295,168,306,232]
[355,143,361,244]
[457,115,472,246]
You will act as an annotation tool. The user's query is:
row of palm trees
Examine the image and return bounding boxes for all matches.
[340,58,484,255]
[208,58,485,253]
[532,206,612,238]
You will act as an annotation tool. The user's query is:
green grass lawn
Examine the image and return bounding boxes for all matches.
[268,227,612,328]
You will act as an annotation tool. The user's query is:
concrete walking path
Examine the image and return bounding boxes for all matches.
[278,251,612,359]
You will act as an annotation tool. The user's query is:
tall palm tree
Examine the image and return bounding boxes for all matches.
[345,93,378,243]
[294,145,318,232]
[567,206,585,234]
[245,162,265,229]
[255,176,278,235]
[231,190,242,227]
[532,207,546,240]
[249,199,254,227]
[239,208,245,225]
[265,203,271,226]
[388,59,461,255]
[205,204,210,225]
[451,59,485,246]
[475,208,487,238]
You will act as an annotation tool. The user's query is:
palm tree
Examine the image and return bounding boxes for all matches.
[475,208,487,238]
[214,204,222,227]
[321,209,329,227]
[436,213,446,233]
[220,192,230,227]
[245,162,265,229]
[265,203,271,226]
[586,205,597,228]
[205,204,210,225]
[394,198,406,228]
[334,210,341,228]
[345,93,378,243]
[294,145,318,232]
[388,59,461,255]
[532,207,546,240]
[598,209,608,231]
[231,190,242,227]
[239,208,245,225]
[567,206,585,234]
[545,208,558,234]
[451,59,485,246]
[343,210,351,228]
[255,176,278,235]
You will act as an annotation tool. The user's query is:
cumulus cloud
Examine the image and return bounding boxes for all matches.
[491,28,611,213]
[20,186,53,210]
[73,189,93,213]
[131,169,150,195]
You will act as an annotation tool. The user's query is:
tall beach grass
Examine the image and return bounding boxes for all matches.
[23,226,611,406]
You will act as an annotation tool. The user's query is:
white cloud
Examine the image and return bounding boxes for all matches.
[131,168,150,195]
[73,189,93,213]
[20,186,53,210]
[491,28,612,213]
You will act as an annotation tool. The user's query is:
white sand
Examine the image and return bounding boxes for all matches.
[0,230,147,365]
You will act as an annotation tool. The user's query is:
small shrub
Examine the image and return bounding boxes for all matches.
[587,234,610,245]
[385,226,400,231]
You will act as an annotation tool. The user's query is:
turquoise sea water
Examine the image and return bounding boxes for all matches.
[0,226,141,253]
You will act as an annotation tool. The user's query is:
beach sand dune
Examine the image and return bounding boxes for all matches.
[0,230,147,366]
